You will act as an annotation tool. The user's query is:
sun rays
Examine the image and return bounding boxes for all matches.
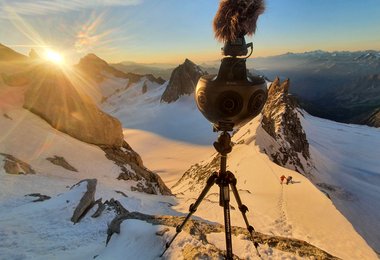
[0,5,109,152]
[43,49,65,65]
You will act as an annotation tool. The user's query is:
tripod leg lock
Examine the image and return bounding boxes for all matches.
[189,203,196,213]
[207,172,218,185]
[175,224,184,233]
[248,225,255,233]
[227,171,237,185]
[238,204,249,214]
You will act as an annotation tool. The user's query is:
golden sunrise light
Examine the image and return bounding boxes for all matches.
[44,49,64,65]
[1,1,380,259]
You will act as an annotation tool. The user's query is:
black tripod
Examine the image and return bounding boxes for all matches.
[161,131,260,259]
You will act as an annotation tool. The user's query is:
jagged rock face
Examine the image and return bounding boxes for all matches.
[22,65,124,147]
[145,74,166,85]
[100,142,172,196]
[260,78,312,174]
[172,155,220,193]
[161,59,206,103]
[46,156,78,172]
[363,108,380,127]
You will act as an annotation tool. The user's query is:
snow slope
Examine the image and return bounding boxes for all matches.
[172,117,377,260]
[301,113,380,253]
[123,129,214,188]
[1,72,378,259]
[98,75,378,258]
[0,109,176,259]
[101,76,217,186]
[1,108,377,259]
[101,78,217,145]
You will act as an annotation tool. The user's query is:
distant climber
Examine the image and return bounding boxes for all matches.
[286,176,293,185]
[280,175,286,184]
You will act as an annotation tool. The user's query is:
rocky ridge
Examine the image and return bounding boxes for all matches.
[100,142,172,195]
[161,59,206,103]
[173,78,313,193]
[69,179,339,259]
[363,108,380,127]
[259,78,312,174]
[106,208,339,259]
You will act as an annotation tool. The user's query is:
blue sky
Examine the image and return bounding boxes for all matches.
[0,0,379,64]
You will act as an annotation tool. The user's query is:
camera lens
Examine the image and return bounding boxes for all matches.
[248,90,266,116]
[197,90,207,107]
[217,91,243,117]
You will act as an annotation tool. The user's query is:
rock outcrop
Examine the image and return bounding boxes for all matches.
[71,179,97,224]
[100,142,172,196]
[25,193,51,202]
[161,59,206,103]
[259,78,312,174]
[46,155,78,172]
[172,155,220,193]
[363,108,380,127]
[103,206,339,259]
[21,65,124,147]
[0,153,36,175]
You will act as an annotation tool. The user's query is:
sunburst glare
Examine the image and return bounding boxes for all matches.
[44,49,64,65]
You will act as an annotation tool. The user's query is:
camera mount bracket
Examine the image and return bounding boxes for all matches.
[161,131,261,259]
[222,37,253,57]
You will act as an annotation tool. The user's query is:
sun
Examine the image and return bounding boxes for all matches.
[44,49,65,65]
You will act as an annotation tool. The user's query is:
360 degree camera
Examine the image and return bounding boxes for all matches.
[195,37,267,131]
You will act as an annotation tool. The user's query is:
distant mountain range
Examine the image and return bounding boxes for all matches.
[111,61,176,80]
[249,50,380,126]
[114,50,380,127]
[1,42,379,128]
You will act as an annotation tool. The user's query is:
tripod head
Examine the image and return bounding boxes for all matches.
[213,131,232,156]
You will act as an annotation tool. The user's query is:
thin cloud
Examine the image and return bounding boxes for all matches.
[0,0,142,17]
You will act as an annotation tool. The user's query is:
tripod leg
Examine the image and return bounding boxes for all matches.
[220,183,233,260]
[160,173,218,257]
[228,172,261,257]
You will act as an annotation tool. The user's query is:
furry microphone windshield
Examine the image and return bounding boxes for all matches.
[213,0,265,42]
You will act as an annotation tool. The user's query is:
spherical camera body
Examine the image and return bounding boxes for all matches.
[195,56,267,131]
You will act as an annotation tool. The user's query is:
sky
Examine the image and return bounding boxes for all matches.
[0,0,379,64]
